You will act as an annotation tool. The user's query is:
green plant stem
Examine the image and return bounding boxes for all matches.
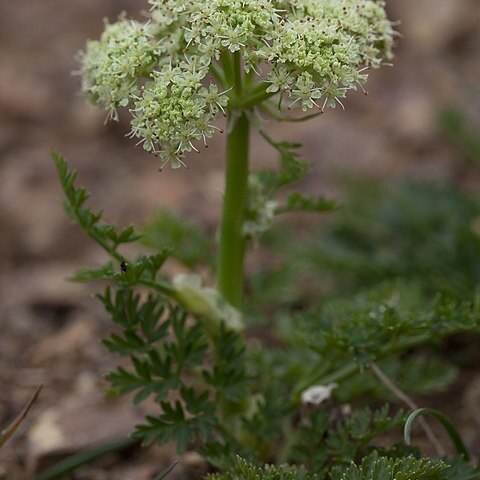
[220,51,234,85]
[210,61,227,88]
[217,112,250,308]
[139,279,177,297]
[215,54,253,437]
[240,88,276,109]
[291,332,434,405]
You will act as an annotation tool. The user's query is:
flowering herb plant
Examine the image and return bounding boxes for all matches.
[50,0,480,478]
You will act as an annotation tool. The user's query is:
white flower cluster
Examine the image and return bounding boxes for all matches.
[129,60,227,167]
[79,0,394,166]
[80,16,159,121]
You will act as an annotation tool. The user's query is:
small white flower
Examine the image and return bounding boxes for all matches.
[301,383,338,406]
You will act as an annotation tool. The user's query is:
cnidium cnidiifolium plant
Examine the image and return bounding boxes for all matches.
[50,0,480,479]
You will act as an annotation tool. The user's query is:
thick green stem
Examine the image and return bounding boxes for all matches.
[215,56,251,438]
[217,112,250,308]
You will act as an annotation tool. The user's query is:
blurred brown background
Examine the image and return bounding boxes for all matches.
[0,1,479,478]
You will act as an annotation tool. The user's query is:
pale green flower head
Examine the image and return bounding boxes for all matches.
[79,0,394,167]
[80,15,159,121]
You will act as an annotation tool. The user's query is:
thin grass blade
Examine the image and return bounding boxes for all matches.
[404,407,470,460]
[0,385,42,449]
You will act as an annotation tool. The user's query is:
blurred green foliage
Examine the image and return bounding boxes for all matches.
[142,209,214,269]
[440,108,480,165]
[251,181,480,309]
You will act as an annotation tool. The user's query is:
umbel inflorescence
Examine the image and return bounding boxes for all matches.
[80,0,394,167]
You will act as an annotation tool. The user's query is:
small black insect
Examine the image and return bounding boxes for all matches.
[120,259,128,273]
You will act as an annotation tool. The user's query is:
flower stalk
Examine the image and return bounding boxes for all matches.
[217,111,250,308]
